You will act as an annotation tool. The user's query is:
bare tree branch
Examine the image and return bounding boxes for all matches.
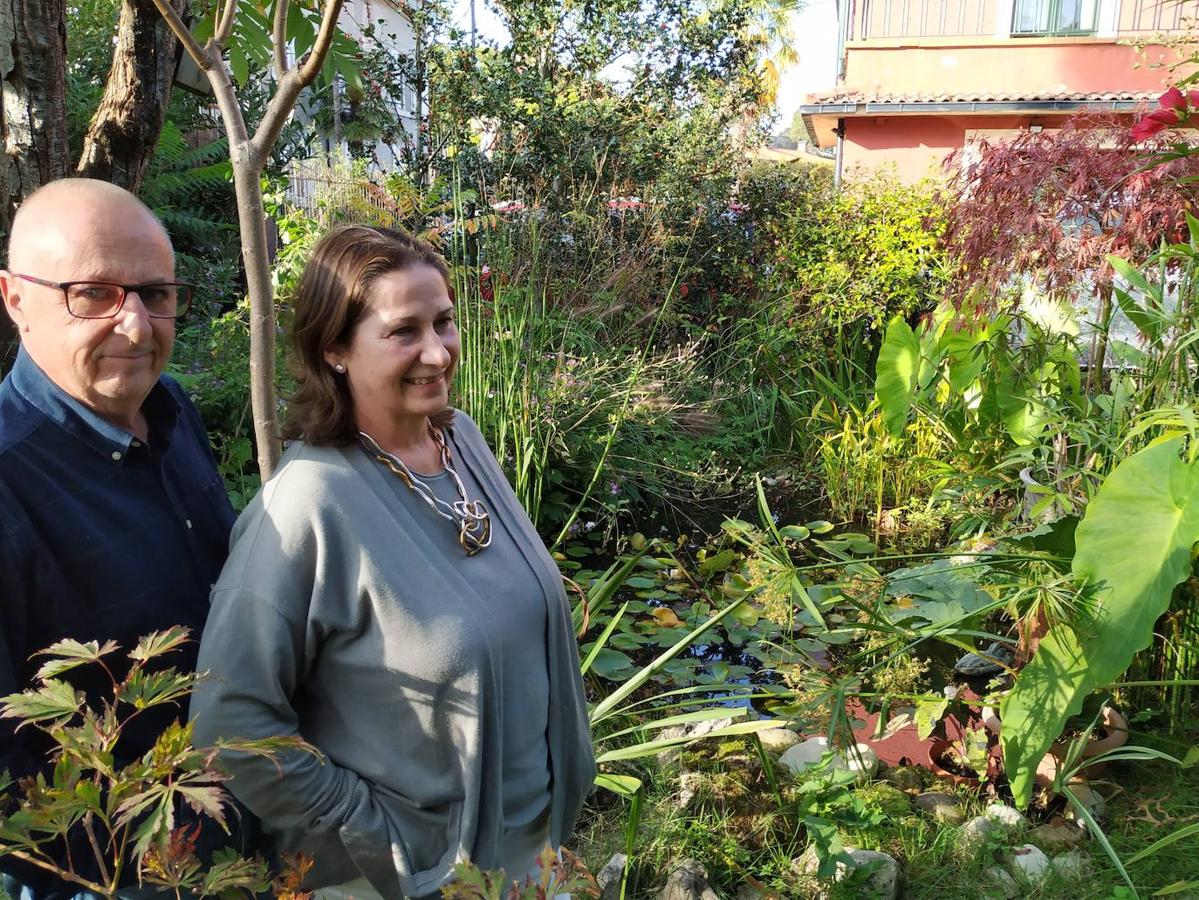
[148,0,208,68]
[214,0,239,47]
[272,0,291,78]
[251,0,344,161]
[3,848,109,898]
[297,0,344,84]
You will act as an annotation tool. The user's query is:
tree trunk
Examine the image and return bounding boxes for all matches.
[0,0,69,250]
[232,149,281,478]
[208,53,282,478]
[76,0,188,193]
[0,0,69,366]
[1087,285,1113,394]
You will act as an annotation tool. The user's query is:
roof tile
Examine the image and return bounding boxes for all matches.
[805,88,1160,105]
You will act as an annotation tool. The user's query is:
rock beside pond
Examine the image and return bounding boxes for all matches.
[1050,849,1094,881]
[956,815,999,855]
[676,771,704,810]
[596,852,627,900]
[1030,820,1086,851]
[792,846,900,900]
[1007,844,1051,885]
[755,725,801,754]
[1062,782,1107,822]
[779,736,879,781]
[657,858,720,900]
[983,865,1020,899]
[984,802,1029,834]
[882,765,927,792]
[915,791,964,825]
[657,717,736,763]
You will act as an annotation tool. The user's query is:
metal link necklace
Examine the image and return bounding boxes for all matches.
[359,425,492,555]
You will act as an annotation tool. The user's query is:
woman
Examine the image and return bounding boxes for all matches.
[190,225,595,898]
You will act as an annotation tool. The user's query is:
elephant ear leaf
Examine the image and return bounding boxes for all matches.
[875,316,920,437]
[1001,437,1199,806]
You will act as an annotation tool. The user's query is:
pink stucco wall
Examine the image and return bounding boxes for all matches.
[843,39,1184,97]
[841,113,1092,182]
[829,38,1184,180]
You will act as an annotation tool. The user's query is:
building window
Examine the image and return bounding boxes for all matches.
[1011,0,1098,35]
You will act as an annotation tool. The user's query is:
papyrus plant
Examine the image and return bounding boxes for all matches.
[0,627,313,898]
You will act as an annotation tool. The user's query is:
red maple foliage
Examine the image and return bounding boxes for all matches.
[939,113,1199,312]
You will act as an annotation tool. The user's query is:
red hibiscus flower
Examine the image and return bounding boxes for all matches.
[1131,87,1191,142]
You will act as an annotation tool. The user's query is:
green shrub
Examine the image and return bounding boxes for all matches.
[772,172,949,331]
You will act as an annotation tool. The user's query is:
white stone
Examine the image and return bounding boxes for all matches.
[983,866,1020,899]
[779,736,879,781]
[755,726,802,754]
[1050,849,1094,881]
[656,717,736,763]
[686,716,736,738]
[843,850,899,900]
[676,771,704,810]
[984,803,1029,833]
[956,815,999,855]
[658,858,720,900]
[597,853,627,900]
[792,846,899,900]
[915,791,964,825]
[1031,821,1087,850]
[1007,844,1051,885]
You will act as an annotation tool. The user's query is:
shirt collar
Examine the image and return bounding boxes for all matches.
[9,347,180,464]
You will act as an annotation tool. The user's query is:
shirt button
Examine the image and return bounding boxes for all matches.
[186,519,193,529]
[131,440,141,448]
[111,451,122,461]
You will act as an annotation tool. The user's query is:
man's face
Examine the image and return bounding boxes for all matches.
[1,200,176,428]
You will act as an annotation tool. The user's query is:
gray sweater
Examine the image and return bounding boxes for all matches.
[190,412,595,897]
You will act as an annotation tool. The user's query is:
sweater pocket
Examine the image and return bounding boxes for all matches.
[339,784,464,898]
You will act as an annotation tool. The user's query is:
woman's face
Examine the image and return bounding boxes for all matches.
[326,264,460,436]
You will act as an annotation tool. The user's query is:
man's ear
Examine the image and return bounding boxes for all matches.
[0,271,28,332]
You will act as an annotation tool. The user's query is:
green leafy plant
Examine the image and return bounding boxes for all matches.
[1001,436,1199,806]
[440,847,600,899]
[945,726,991,782]
[771,172,948,332]
[0,628,312,898]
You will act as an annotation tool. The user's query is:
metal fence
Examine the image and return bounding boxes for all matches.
[285,160,403,225]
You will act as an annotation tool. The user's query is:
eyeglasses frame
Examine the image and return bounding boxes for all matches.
[11,273,196,320]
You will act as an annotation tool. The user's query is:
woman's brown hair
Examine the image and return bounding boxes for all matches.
[283,224,454,445]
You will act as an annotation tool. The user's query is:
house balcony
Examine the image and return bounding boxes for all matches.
[835,0,1194,101]
[852,0,1198,42]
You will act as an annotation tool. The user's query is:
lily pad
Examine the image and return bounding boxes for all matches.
[587,648,636,680]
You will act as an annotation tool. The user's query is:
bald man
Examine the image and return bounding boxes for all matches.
[0,179,237,898]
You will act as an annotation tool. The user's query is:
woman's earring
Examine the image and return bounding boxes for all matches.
[334,363,346,374]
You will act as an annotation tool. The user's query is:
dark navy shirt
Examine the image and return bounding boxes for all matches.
[0,348,235,780]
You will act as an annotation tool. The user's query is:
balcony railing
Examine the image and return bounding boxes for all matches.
[1119,0,1199,36]
[856,0,1196,41]
[858,0,996,39]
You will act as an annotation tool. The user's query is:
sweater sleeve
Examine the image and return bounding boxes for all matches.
[190,588,368,836]
[190,501,413,896]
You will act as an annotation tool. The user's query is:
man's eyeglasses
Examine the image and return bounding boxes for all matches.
[13,274,195,320]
